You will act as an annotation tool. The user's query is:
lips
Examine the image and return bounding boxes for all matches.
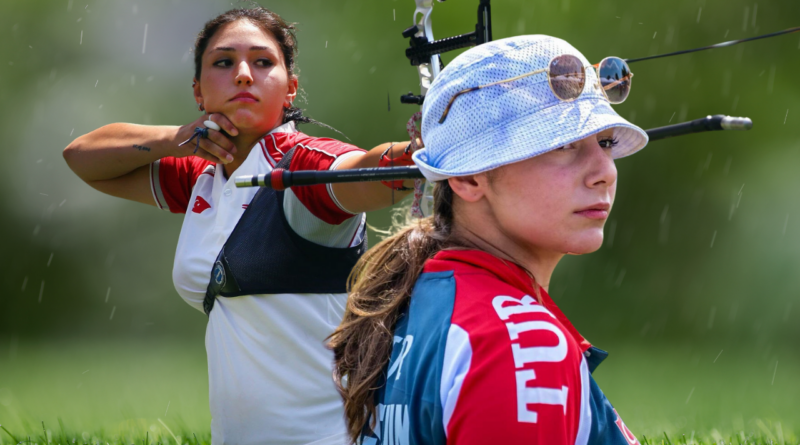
[575,202,611,220]
[230,92,258,102]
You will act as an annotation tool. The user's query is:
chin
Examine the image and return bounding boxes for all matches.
[227,108,279,132]
[562,233,604,255]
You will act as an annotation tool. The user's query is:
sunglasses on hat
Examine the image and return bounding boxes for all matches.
[438,55,633,123]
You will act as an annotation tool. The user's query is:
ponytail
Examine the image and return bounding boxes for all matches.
[329,181,459,442]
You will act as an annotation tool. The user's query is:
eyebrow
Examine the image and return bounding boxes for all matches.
[213,46,272,52]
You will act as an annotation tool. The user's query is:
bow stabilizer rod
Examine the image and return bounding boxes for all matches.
[235,115,753,190]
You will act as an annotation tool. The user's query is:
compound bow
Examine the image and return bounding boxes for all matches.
[236,1,800,191]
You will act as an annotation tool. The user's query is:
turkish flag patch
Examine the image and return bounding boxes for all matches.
[192,196,211,214]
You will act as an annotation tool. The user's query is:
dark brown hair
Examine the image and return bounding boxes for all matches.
[328,181,463,441]
[192,6,322,127]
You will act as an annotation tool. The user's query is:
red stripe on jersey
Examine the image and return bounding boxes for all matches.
[271,132,366,225]
[426,250,589,445]
[156,156,214,214]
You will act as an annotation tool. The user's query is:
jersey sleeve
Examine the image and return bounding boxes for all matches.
[150,156,213,213]
[443,289,592,445]
[288,138,367,225]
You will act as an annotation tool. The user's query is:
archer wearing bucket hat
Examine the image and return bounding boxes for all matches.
[330,35,647,444]
[414,34,648,180]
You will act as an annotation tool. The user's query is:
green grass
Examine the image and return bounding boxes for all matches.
[0,338,797,444]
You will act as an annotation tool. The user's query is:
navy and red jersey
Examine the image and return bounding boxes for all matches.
[361,249,640,445]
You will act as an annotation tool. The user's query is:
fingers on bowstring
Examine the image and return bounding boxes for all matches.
[206,129,237,155]
[207,113,239,137]
[198,138,234,164]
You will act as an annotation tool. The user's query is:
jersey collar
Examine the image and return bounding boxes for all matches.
[268,120,298,135]
[427,249,593,352]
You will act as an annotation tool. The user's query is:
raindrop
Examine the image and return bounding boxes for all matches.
[393,9,395,21]
[771,360,778,385]
[109,306,116,320]
[68,0,73,11]
[21,276,28,291]
[731,95,739,112]
[767,65,776,94]
[751,3,757,29]
[729,302,738,322]
[325,41,328,48]
[142,23,148,55]
[724,29,729,38]
[713,349,723,363]
[47,253,53,267]
[665,26,675,45]
[721,70,731,97]
[784,109,789,124]
[710,230,717,248]
[707,306,716,329]
[38,281,45,303]
[652,31,657,39]
[668,111,675,123]
[685,387,695,404]
[605,220,616,247]
[69,128,74,136]
[614,268,626,287]
[59,199,66,206]
[32,225,40,236]
[783,214,789,235]
[696,7,702,24]
[79,30,83,45]
[742,7,749,31]
[105,287,111,303]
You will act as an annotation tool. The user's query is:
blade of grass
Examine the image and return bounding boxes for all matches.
[157,419,180,445]
[664,431,673,445]
[0,425,18,444]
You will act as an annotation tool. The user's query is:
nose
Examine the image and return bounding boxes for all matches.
[235,61,253,86]
[583,139,617,189]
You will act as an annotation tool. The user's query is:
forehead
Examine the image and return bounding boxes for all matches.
[206,19,281,53]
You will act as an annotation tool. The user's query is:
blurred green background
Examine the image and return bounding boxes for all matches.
[1,0,798,439]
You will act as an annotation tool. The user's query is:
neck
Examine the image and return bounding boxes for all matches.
[452,214,563,292]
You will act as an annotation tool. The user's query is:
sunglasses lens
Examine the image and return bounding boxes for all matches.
[597,57,632,103]
[548,55,585,101]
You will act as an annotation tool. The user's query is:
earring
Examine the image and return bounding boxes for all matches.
[198,103,205,112]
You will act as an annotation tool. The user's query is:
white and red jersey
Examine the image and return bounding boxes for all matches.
[361,249,641,445]
[149,121,365,445]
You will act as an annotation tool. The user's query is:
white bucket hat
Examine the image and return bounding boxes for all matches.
[412,34,649,181]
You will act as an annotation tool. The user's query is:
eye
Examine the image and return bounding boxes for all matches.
[555,143,575,151]
[598,137,619,149]
[212,58,232,68]
[255,58,274,67]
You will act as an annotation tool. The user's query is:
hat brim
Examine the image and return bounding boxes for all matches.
[413,97,649,182]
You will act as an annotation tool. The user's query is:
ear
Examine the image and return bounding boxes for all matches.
[284,75,298,108]
[448,174,490,203]
[192,78,203,108]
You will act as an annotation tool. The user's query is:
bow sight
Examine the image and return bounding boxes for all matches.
[400,0,492,105]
